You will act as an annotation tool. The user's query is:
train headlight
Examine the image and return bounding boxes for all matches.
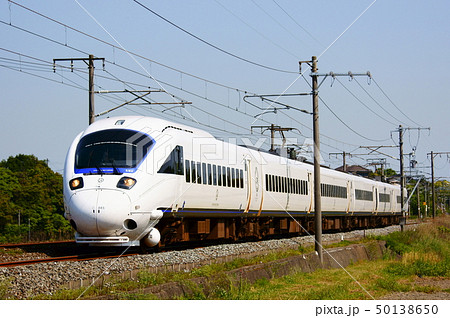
[69,177,84,190]
[117,177,136,190]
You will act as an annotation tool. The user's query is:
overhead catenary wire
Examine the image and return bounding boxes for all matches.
[334,77,397,126]
[213,0,299,60]
[353,77,409,126]
[249,0,307,49]
[271,0,323,46]
[372,77,423,127]
[3,3,384,157]
[1,3,365,151]
[132,0,298,74]
[318,95,391,143]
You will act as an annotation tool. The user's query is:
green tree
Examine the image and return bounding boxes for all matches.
[0,154,71,242]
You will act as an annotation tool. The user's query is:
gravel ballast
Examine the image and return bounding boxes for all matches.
[0,224,414,299]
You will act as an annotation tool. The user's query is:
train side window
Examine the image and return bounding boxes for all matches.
[197,162,202,184]
[231,168,236,188]
[185,160,190,183]
[191,161,196,183]
[240,169,244,188]
[272,175,276,192]
[222,166,227,187]
[208,164,212,185]
[202,163,207,184]
[227,167,231,187]
[213,164,217,186]
[281,177,284,193]
[158,145,184,175]
[217,165,222,186]
[278,176,282,193]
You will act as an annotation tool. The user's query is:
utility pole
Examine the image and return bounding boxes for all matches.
[399,125,405,225]
[53,55,105,125]
[251,124,296,154]
[417,181,421,218]
[298,57,370,264]
[392,126,430,225]
[311,56,322,264]
[431,151,435,218]
[427,151,450,218]
[330,151,354,172]
[367,158,388,181]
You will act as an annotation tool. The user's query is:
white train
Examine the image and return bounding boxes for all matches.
[63,116,405,247]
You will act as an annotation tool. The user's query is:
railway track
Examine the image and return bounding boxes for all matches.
[0,219,425,268]
[0,252,139,268]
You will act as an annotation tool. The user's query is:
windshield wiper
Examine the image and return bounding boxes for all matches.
[96,165,104,176]
[111,162,123,175]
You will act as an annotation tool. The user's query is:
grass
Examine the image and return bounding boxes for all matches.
[0,247,25,256]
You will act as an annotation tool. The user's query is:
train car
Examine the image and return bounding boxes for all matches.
[63,116,406,247]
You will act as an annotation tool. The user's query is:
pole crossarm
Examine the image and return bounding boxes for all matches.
[95,89,191,117]
[359,145,399,160]
[312,71,371,89]
[251,124,299,152]
[53,54,104,125]
[244,94,312,115]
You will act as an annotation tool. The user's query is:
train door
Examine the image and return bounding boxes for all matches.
[245,156,263,213]
[285,162,291,211]
[347,180,354,214]
[244,158,252,213]
[307,172,313,213]
[390,189,395,213]
[374,186,378,213]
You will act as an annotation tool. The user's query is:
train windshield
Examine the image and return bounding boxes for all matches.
[75,129,154,173]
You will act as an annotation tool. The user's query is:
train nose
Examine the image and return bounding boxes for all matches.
[67,189,131,236]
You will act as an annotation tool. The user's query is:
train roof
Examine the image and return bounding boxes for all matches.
[81,116,214,138]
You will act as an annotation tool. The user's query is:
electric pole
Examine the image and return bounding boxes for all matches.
[329,151,352,172]
[251,124,296,153]
[399,125,405,222]
[393,126,430,223]
[298,56,371,264]
[53,54,105,125]
[427,151,450,218]
[311,56,322,264]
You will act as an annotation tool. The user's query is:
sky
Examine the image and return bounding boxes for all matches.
[0,0,449,181]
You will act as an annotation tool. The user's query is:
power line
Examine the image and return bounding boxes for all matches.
[132,0,298,74]
[334,77,397,126]
[372,77,423,127]
[353,77,409,126]
[2,5,380,156]
[271,0,322,46]
[319,95,391,143]
[249,0,306,49]
[214,0,299,59]
[6,0,278,94]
